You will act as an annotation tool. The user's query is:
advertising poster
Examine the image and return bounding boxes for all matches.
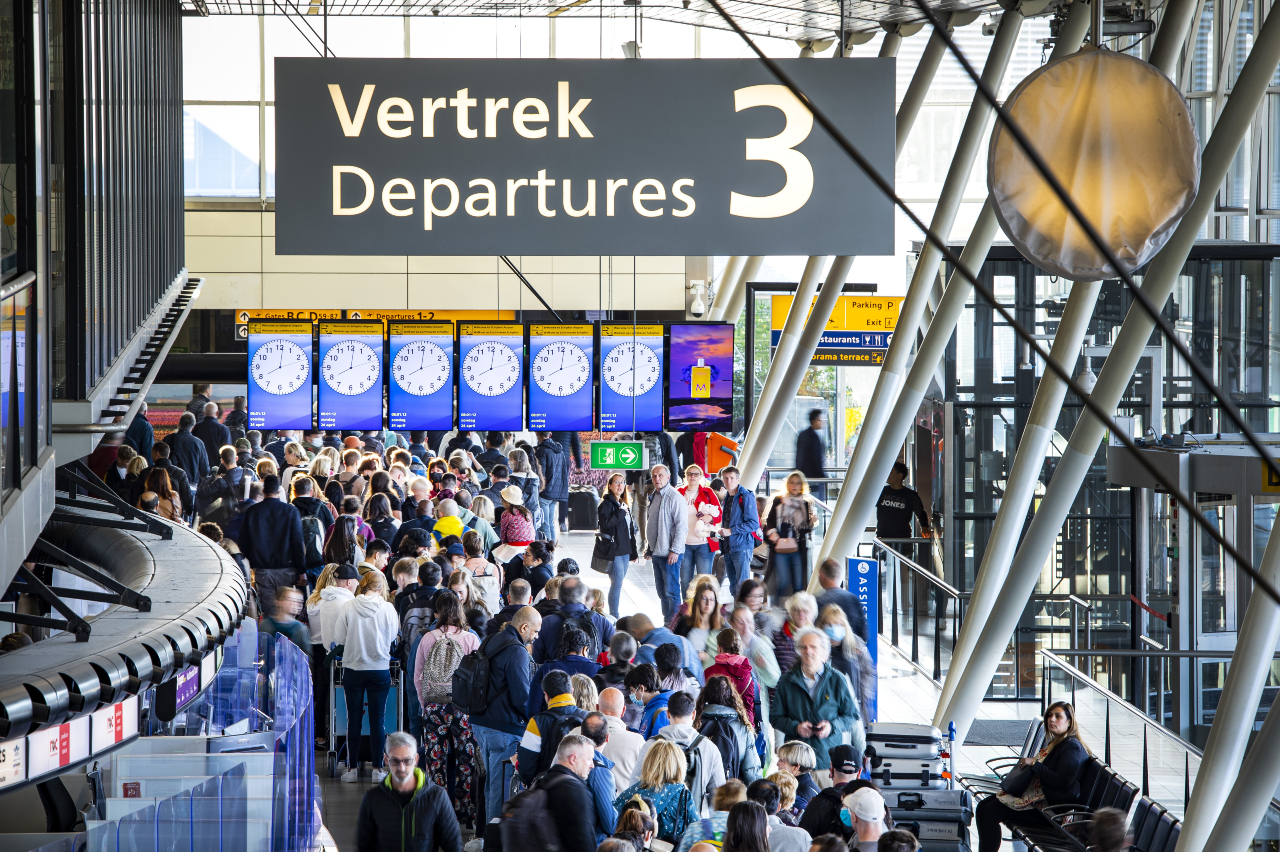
[458,323,523,430]
[318,320,385,430]
[849,556,879,721]
[666,323,734,431]
[28,717,90,779]
[599,325,663,432]
[248,321,313,430]
[528,325,594,431]
[388,322,455,431]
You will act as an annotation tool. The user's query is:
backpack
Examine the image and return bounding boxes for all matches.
[558,611,601,659]
[536,709,588,777]
[419,630,466,704]
[499,784,560,852]
[698,716,743,780]
[683,733,706,798]
[400,594,436,658]
[452,632,518,715]
[338,471,362,496]
[300,515,325,567]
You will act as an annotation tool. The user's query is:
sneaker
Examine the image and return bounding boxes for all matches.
[340,768,359,783]
[371,768,388,784]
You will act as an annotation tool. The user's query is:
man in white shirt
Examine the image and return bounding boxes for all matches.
[586,688,645,794]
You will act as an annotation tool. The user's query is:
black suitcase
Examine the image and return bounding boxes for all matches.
[567,486,599,531]
[888,789,974,824]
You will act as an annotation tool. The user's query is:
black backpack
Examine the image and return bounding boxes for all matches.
[535,709,589,778]
[558,611,600,658]
[684,734,706,795]
[698,716,743,780]
[452,632,518,715]
[300,515,325,567]
[499,784,560,851]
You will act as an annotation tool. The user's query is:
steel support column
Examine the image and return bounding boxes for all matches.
[1205,657,1280,848]
[1179,523,1280,849]
[708,256,746,321]
[938,0,1280,743]
[739,256,828,489]
[721,256,764,325]
[816,6,1026,569]
[1148,0,1201,77]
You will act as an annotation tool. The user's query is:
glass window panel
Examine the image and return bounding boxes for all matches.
[184,106,260,197]
[1223,127,1250,211]
[1229,0,1253,89]
[183,17,260,101]
[265,105,274,198]
[325,16,403,58]
[0,0,18,284]
[264,16,326,101]
[1192,0,1213,91]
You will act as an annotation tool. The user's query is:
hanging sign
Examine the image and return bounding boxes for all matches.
[771,294,899,365]
[274,58,895,256]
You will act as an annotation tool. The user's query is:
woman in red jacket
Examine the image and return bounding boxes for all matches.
[676,464,722,594]
[704,627,759,725]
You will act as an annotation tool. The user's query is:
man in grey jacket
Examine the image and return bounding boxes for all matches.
[645,464,688,622]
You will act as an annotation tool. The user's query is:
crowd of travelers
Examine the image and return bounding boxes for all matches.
[81,387,1094,852]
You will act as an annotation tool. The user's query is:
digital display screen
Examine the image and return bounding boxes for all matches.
[599,325,664,432]
[666,323,735,431]
[388,322,454,431]
[458,323,524,430]
[174,665,200,710]
[248,321,313,430]
[318,320,385,430]
[528,325,594,431]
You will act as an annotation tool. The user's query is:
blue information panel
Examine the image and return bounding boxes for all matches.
[388,321,455,431]
[599,324,663,432]
[458,323,523,430]
[318,320,385,430]
[849,556,879,721]
[248,320,313,430]
[528,324,594,431]
[666,323,734,431]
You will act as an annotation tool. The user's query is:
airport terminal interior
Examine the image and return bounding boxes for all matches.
[7,0,1280,849]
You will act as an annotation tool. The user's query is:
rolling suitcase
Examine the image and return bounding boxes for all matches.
[894,819,972,852]
[867,722,943,759]
[887,789,974,824]
[875,757,948,789]
[567,486,599,531]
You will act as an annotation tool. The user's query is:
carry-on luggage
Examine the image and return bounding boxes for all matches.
[866,722,943,759]
[874,757,948,789]
[887,789,974,824]
[567,486,599,531]
[893,819,972,852]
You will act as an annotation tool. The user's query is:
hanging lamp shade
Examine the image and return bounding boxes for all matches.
[988,47,1200,281]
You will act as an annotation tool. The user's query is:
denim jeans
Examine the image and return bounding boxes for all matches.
[472,724,521,822]
[652,553,684,621]
[773,549,805,598]
[537,497,558,541]
[723,547,753,597]
[682,542,714,592]
[342,667,391,768]
[608,554,630,617]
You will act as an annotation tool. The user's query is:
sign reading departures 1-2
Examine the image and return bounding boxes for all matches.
[243,317,734,431]
[273,59,895,256]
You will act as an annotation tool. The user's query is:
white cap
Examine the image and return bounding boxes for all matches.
[844,787,887,823]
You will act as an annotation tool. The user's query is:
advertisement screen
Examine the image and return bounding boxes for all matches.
[388,322,454,431]
[318,320,385,430]
[599,325,663,432]
[666,323,734,431]
[458,324,523,431]
[248,321,313,430]
[528,325,594,431]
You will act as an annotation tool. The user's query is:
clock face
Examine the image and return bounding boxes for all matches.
[322,340,381,396]
[603,341,660,397]
[532,340,590,397]
[393,341,450,396]
[253,339,310,395]
[462,341,520,397]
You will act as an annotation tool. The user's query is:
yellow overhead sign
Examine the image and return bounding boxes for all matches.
[770,295,900,331]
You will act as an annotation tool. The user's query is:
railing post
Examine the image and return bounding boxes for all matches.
[934,587,943,682]
[891,553,899,648]
[911,574,920,664]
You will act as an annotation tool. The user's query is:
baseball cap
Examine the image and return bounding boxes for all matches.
[844,787,886,822]
[446,543,466,556]
[829,745,862,775]
[334,562,360,581]
[343,435,364,449]
[404,528,432,547]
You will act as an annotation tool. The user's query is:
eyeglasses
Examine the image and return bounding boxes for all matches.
[386,757,416,767]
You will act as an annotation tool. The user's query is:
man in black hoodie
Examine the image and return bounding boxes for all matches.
[238,475,305,607]
[291,475,334,528]
[164,412,211,493]
[355,732,461,852]
[799,745,864,842]
[191,402,232,475]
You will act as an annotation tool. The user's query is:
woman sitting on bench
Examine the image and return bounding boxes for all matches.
[976,702,1091,851]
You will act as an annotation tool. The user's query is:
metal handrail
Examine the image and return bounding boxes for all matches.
[872,536,960,597]
[0,270,35,301]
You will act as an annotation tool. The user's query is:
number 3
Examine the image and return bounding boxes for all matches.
[730,84,814,219]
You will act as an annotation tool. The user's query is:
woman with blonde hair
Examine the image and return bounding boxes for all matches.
[446,568,492,634]
[281,441,309,486]
[255,456,278,480]
[613,739,700,843]
[587,587,614,623]
[673,574,724,667]
[471,494,497,525]
[767,770,803,826]
[461,530,502,613]
[764,470,819,600]
[126,454,148,478]
[571,673,599,712]
[308,454,334,491]
[304,562,339,746]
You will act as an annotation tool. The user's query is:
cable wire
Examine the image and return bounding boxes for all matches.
[701,0,1280,610]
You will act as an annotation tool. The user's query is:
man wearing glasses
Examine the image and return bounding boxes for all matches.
[355,732,463,851]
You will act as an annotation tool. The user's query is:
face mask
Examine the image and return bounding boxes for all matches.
[824,625,847,643]
[840,807,853,828]
[430,472,443,483]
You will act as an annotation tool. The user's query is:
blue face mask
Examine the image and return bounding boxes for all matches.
[825,624,847,643]
[840,807,853,828]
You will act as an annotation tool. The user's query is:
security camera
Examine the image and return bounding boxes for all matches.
[687,280,708,318]
[982,18,998,35]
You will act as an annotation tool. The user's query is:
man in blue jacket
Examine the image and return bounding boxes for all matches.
[237,475,306,607]
[629,613,705,687]
[624,664,673,739]
[579,713,620,846]
[532,577,615,664]
[470,606,540,823]
[719,465,762,596]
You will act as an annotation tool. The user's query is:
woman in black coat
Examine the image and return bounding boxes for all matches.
[594,472,638,618]
[976,702,1091,851]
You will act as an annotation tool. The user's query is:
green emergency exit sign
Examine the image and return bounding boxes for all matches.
[590,441,646,470]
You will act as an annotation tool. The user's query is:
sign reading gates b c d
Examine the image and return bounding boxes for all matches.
[274,58,895,256]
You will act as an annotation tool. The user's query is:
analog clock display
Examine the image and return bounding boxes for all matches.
[531,340,590,397]
[392,341,450,397]
[322,340,381,396]
[602,341,660,397]
[462,341,520,397]
[253,339,310,395]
